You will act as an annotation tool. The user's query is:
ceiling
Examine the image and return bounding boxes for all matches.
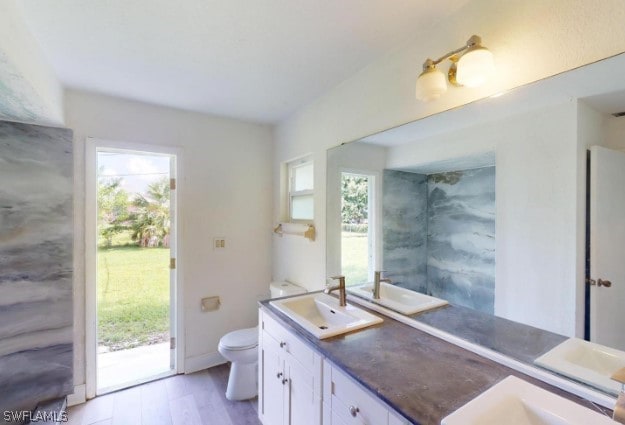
[18,0,469,124]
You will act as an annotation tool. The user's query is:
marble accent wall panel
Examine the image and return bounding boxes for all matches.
[0,121,73,414]
[382,170,428,292]
[427,167,496,314]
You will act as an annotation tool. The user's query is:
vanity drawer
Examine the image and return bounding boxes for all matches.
[262,311,315,371]
[330,366,388,425]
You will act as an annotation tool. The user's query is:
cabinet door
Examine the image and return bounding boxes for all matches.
[287,357,317,425]
[330,366,388,425]
[261,335,285,425]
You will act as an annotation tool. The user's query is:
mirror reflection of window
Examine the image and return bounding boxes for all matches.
[340,172,374,285]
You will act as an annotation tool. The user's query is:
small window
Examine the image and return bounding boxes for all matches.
[288,158,313,222]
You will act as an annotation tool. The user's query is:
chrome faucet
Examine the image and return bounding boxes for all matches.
[324,275,347,306]
[373,271,391,299]
[612,367,625,424]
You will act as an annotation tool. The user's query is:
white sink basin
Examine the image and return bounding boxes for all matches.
[442,375,615,425]
[269,293,383,339]
[534,338,625,395]
[347,282,448,315]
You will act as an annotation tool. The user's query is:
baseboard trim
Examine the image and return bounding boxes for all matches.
[184,351,226,374]
[66,384,86,406]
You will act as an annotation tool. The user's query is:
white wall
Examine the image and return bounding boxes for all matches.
[495,102,579,335]
[65,90,273,393]
[606,116,625,150]
[0,1,64,125]
[273,0,625,293]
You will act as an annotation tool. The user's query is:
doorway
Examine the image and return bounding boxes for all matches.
[86,141,180,396]
[340,172,376,284]
[586,145,625,351]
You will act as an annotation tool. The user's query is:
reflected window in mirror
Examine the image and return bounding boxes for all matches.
[341,172,375,285]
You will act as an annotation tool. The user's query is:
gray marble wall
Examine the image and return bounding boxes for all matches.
[382,170,428,292]
[427,167,496,314]
[382,167,495,313]
[0,121,73,415]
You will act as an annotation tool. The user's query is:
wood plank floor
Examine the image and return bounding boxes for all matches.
[66,364,260,425]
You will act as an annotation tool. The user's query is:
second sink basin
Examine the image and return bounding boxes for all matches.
[269,293,383,339]
[442,375,615,425]
[534,337,625,395]
[347,282,448,315]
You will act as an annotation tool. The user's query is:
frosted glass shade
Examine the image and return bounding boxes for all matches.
[456,47,494,87]
[415,68,447,101]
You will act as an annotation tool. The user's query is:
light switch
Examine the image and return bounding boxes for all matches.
[214,237,226,249]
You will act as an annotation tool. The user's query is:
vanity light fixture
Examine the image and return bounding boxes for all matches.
[415,35,494,101]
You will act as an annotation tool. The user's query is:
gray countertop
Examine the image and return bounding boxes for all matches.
[409,303,567,364]
[260,297,611,425]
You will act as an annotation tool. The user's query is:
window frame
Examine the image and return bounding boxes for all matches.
[287,157,314,223]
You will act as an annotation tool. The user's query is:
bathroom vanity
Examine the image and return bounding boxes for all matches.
[257,297,611,425]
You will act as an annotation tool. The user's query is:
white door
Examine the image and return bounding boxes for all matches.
[589,145,625,350]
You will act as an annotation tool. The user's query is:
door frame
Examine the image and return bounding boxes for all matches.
[85,137,184,399]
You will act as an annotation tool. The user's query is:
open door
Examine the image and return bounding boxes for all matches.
[588,145,625,351]
[85,139,181,398]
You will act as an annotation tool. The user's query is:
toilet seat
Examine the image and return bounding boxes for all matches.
[219,327,258,351]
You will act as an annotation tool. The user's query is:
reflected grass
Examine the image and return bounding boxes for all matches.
[341,231,369,286]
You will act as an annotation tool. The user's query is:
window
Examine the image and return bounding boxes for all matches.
[288,158,314,222]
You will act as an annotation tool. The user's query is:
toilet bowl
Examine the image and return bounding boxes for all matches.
[218,281,306,400]
[218,327,259,400]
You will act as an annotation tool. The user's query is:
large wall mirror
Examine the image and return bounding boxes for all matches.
[326,52,625,398]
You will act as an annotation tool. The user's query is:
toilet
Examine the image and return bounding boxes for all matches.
[218,281,306,401]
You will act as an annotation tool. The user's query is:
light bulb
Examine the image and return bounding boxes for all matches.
[456,47,494,87]
[416,67,447,101]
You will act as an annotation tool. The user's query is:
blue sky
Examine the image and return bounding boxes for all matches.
[97,151,170,195]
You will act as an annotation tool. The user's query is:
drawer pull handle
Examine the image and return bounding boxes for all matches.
[276,372,283,379]
[282,378,289,385]
[349,406,359,417]
[279,341,286,348]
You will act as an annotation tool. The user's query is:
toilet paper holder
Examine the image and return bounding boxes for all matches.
[201,296,221,312]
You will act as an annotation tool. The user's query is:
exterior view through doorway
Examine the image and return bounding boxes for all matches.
[89,144,179,395]
[341,171,376,284]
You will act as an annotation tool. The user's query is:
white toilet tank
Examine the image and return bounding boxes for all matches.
[270,281,306,298]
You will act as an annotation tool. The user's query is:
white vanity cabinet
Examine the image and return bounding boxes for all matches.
[259,308,410,425]
[259,310,323,425]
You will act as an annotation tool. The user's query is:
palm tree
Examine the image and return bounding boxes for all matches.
[130,177,170,247]
[97,177,130,247]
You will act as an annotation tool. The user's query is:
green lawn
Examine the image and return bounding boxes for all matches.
[97,246,170,351]
[341,231,369,285]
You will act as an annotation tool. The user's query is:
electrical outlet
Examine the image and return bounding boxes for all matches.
[214,238,225,249]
